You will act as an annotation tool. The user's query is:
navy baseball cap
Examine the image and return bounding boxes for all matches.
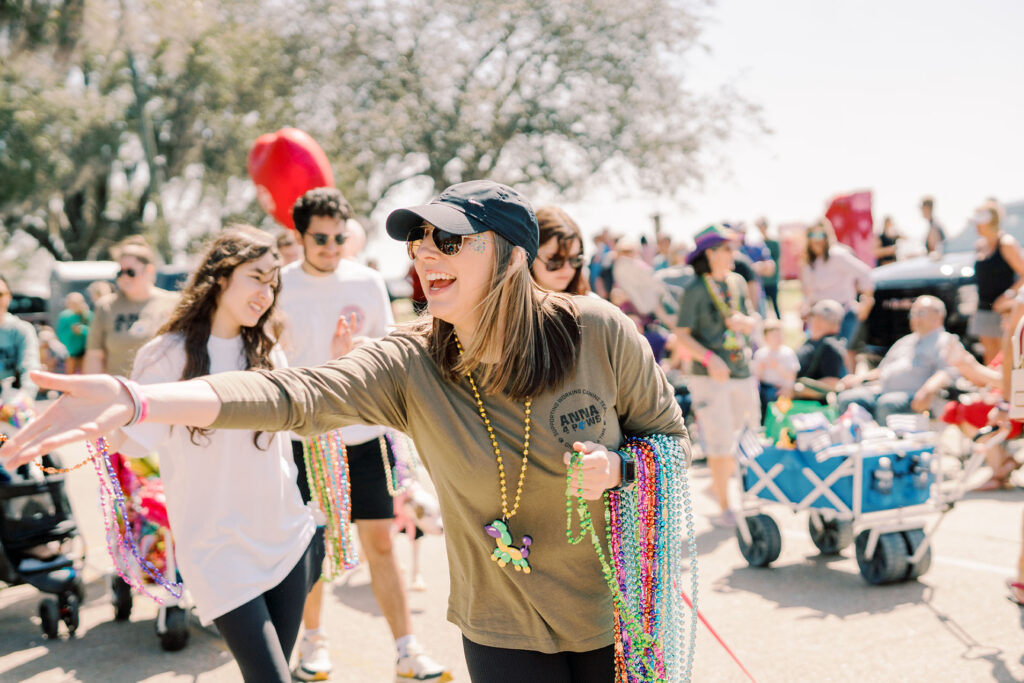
[386,180,539,263]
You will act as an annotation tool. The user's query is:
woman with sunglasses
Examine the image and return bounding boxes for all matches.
[971,200,1024,363]
[800,218,874,354]
[83,236,179,376]
[532,206,589,295]
[3,180,688,683]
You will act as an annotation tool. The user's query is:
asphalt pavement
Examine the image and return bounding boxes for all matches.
[2,437,1023,682]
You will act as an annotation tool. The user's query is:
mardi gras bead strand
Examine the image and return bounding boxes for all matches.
[626,436,698,682]
[307,431,357,576]
[566,453,663,681]
[0,432,95,474]
[566,436,698,683]
[89,438,183,602]
[380,431,421,496]
[303,431,359,578]
[623,435,699,682]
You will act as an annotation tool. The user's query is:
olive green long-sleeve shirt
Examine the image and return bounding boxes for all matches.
[205,296,688,652]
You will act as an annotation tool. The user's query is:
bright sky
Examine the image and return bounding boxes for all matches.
[367,0,1024,277]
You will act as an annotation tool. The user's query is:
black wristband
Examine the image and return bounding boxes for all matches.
[609,449,636,492]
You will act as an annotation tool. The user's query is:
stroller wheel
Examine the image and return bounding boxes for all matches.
[807,511,853,555]
[39,598,60,639]
[736,514,782,567]
[60,592,80,635]
[158,605,190,651]
[855,531,909,585]
[111,575,133,621]
[901,528,933,581]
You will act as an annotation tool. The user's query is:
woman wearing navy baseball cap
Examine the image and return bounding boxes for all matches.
[3,180,689,682]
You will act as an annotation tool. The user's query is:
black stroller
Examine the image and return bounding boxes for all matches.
[0,453,86,639]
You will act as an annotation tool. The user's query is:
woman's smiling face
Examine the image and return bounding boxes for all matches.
[412,224,494,334]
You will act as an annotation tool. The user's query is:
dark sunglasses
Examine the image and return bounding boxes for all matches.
[537,254,585,271]
[309,233,347,247]
[117,268,137,278]
[406,227,481,259]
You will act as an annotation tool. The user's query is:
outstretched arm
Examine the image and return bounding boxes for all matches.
[1,371,221,468]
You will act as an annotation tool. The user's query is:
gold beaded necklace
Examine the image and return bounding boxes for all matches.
[455,336,536,574]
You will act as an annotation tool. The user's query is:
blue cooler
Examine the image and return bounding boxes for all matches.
[743,446,934,512]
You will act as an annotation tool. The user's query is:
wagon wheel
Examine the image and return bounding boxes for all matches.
[39,598,60,639]
[855,531,909,585]
[902,528,933,580]
[111,574,133,621]
[736,514,782,567]
[807,510,854,555]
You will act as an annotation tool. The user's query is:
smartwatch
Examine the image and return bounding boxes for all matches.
[609,450,636,492]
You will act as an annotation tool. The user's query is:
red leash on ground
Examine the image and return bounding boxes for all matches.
[681,590,757,682]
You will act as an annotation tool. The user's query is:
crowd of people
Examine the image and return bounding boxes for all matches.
[1,185,1023,681]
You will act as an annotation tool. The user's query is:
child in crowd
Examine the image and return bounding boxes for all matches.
[752,319,799,422]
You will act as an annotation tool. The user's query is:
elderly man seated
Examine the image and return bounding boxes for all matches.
[836,295,963,424]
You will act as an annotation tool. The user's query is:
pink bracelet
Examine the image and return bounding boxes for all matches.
[702,349,714,367]
[137,389,149,424]
[113,376,148,426]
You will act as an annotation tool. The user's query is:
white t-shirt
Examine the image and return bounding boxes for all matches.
[278,260,395,445]
[121,333,315,624]
[752,345,800,387]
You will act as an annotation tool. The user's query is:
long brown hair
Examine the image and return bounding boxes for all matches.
[805,217,837,266]
[535,206,588,295]
[413,233,582,400]
[158,225,283,445]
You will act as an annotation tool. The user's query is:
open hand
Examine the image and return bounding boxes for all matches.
[329,313,357,359]
[563,441,620,500]
[0,372,133,470]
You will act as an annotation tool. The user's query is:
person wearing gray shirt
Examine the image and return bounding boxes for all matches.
[836,295,962,425]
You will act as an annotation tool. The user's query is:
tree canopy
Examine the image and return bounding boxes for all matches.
[1,0,755,266]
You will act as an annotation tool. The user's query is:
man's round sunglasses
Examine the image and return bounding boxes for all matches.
[537,254,585,271]
[308,232,347,247]
[406,227,485,259]
[117,268,138,278]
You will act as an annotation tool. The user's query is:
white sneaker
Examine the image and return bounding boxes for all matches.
[395,645,453,681]
[294,633,332,681]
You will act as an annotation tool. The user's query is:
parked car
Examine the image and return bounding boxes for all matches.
[864,200,1024,355]
[6,293,49,327]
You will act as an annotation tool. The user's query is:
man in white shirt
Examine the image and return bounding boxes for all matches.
[281,188,449,682]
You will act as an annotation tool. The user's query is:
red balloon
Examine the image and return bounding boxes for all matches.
[247,128,334,230]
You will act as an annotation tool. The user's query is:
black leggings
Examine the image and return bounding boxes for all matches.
[462,635,615,683]
[213,531,325,682]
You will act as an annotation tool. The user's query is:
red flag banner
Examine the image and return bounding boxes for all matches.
[825,191,875,266]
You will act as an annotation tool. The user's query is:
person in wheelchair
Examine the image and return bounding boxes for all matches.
[836,295,962,425]
[792,299,849,402]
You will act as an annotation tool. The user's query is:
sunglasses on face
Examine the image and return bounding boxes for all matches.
[538,254,585,271]
[406,227,484,259]
[808,231,827,240]
[308,233,347,247]
[117,268,137,279]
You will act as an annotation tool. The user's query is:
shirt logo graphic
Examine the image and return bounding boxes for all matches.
[548,389,608,447]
